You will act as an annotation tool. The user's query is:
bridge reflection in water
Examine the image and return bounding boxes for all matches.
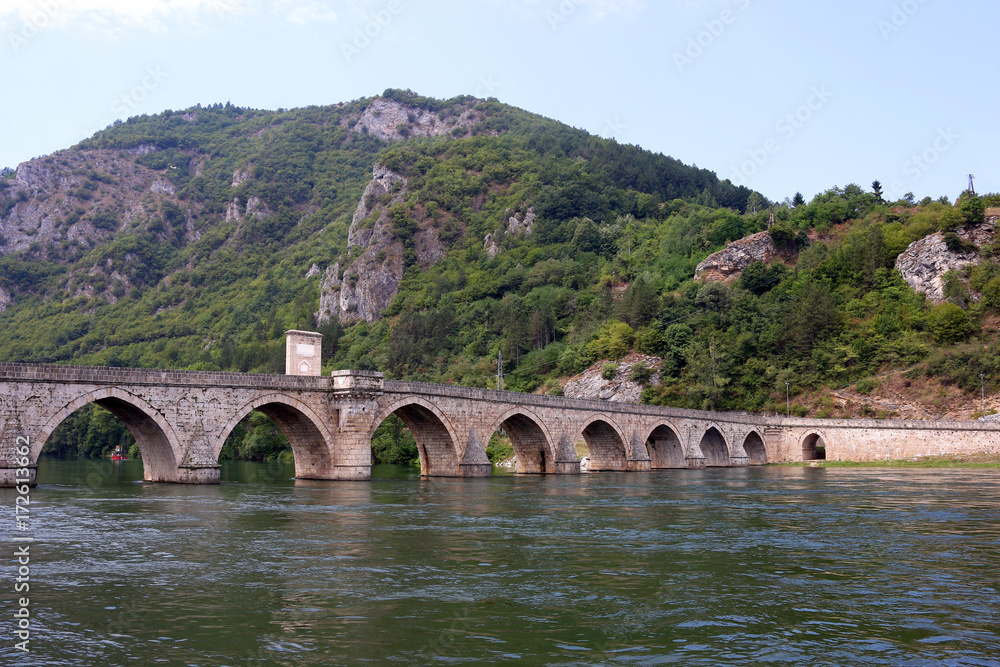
[3,361,999,487]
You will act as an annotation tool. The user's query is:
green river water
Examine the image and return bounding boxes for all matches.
[2,457,999,665]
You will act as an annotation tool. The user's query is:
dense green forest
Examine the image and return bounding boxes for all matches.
[3,90,998,464]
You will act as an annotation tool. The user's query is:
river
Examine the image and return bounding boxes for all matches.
[3,457,999,665]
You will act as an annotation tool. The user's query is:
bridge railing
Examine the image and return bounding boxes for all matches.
[382,379,769,425]
[0,362,331,390]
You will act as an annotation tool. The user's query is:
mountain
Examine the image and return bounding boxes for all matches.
[3,89,1000,463]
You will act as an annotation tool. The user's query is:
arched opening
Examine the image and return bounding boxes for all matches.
[581,419,627,472]
[218,410,297,483]
[495,412,552,474]
[743,431,767,465]
[217,398,333,481]
[646,424,685,469]
[698,427,730,467]
[378,402,459,477]
[802,433,827,461]
[40,395,178,482]
[252,403,331,479]
[371,413,419,468]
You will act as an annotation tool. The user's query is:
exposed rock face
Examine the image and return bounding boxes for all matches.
[244,196,270,220]
[0,149,196,257]
[348,164,406,248]
[150,179,176,195]
[318,164,442,325]
[0,287,12,313]
[695,231,777,282]
[562,354,662,404]
[352,98,481,142]
[484,207,536,258]
[224,195,272,223]
[895,217,997,303]
[231,166,252,187]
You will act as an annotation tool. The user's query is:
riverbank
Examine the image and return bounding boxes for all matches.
[784,453,1000,468]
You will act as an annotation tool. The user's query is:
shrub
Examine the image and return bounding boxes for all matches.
[629,362,652,385]
[855,378,876,395]
[928,302,973,344]
[587,320,635,361]
[601,362,618,380]
[942,232,977,254]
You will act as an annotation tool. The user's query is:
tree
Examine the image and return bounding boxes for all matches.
[616,275,659,328]
[928,302,973,344]
[871,180,884,204]
[740,260,787,295]
[792,192,805,208]
[959,192,985,227]
[571,217,601,254]
[746,191,765,214]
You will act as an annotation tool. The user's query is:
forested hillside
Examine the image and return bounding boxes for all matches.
[3,89,998,463]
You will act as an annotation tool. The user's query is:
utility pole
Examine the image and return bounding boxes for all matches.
[968,174,976,195]
[785,382,790,417]
[497,350,504,391]
[981,373,986,419]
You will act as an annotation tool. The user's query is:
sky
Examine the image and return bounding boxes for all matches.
[0,0,996,204]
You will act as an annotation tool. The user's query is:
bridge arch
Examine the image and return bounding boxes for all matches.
[216,394,335,480]
[489,407,556,474]
[742,429,767,465]
[801,431,828,461]
[643,422,685,469]
[37,388,182,482]
[580,415,628,471]
[698,425,731,467]
[372,397,460,476]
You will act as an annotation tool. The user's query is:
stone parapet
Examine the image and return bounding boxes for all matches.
[0,362,332,391]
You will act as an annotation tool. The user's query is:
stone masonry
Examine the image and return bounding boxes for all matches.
[285,330,323,376]
[3,363,1000,487]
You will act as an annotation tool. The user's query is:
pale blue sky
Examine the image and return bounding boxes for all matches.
[1,0,996,203]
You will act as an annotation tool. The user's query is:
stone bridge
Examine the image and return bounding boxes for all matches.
[2,361,1000,486]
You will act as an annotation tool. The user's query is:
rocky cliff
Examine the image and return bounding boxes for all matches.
[0,149,197,259]
[562,354,662,404]
[895,216,997,303]
[317,165,408,324]
[317,164,447,324]
[352,98,484,142]
[484,207,536,257]
[695,230,777,282]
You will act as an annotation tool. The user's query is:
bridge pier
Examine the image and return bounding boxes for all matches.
[174,464,221,484]
[552,460,581,474]
[458,463,493,477]
[685,456,707,469]
[324,464,371,481]
[0,465,36,488]
[626,459,651,472]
